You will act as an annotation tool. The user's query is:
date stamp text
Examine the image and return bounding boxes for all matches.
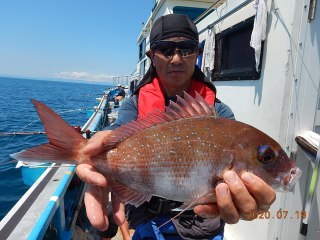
[246,211,306,220]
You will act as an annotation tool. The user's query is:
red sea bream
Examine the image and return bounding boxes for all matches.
[11,92,302,207]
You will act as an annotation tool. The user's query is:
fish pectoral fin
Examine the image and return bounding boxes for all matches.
[106,179,151,207]
[171,206,194,211]
[172,193,217,211]
[156,190,217,230]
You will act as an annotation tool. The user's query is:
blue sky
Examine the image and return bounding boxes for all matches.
[0,0,153,84]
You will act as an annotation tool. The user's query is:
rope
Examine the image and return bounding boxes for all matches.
[0,130,97,136]
[0,132,46,136]
[3,107,101,148]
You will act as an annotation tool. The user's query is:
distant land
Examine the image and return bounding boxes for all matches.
[0,75,113,86]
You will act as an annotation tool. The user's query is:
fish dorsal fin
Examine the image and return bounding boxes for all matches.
[195,92,215,116]
[176,95,198,117]
[167,100,190,118]
[184,91,206,115]
[102,91,218,151]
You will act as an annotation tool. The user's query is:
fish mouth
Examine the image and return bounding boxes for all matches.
[281,167,302,192]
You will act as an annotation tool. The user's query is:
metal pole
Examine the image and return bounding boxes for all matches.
[198,0,254,35]
[194,0,226,24]
[308,0,317,21]
[300,141,320,236]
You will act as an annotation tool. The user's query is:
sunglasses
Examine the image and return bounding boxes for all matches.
[151,40,199,58]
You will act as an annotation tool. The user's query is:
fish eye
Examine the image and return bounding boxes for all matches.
[258,146,276,163]
[260,153,274,163]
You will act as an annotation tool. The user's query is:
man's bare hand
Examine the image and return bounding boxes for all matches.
[82,130,112,156]
[76,130,125,230]
[194,171,276,224]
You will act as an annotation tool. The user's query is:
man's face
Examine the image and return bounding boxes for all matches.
[149,37,199,94]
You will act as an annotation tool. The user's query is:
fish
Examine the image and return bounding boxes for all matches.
[11,92,302,207]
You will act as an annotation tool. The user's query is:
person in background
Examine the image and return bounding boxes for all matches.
[76,14,276,240]
[114,84,126,105]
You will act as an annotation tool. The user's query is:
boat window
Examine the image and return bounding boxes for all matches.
[139,39,146,59]
[197,40,205,69]
[212,16,262,81]
[144,59,147,74]
[145,58,150,71]
[213,38,222,74]
[173,6,207,21]
[130,80,139,93]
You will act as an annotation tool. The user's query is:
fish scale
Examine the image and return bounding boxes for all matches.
[11,92,302,207]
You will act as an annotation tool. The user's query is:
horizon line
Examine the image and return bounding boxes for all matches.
[0,75,114,85]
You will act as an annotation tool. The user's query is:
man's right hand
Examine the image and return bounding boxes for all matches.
[76,130,126,231]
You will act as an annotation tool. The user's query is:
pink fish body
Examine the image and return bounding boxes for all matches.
[11,92,302,207]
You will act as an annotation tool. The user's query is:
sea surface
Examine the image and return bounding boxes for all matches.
[0,77,111,221]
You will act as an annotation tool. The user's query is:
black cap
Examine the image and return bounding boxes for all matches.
[150,14,199,45]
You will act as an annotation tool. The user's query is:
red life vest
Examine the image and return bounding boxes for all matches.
[138,77,216,118]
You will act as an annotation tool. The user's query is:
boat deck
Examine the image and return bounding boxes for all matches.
[0,164,75,239]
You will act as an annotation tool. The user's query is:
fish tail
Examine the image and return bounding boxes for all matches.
[10,100,87,164]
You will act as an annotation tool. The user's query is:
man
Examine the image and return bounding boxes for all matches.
[76,14,275,239]
[115,84,126,105]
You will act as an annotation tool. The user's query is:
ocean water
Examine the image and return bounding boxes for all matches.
[0,77,111,221]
